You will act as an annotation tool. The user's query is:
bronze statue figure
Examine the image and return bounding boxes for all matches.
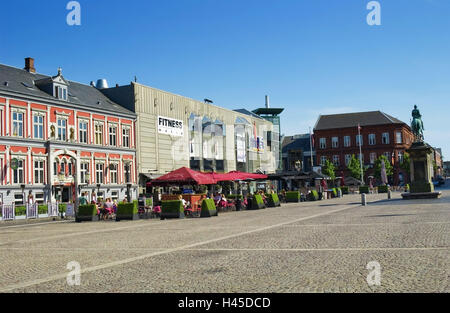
[411,105,424,142]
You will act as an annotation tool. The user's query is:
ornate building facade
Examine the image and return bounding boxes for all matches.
[0,58,138,205]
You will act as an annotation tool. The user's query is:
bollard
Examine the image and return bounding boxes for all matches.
[361,193,367,206]
[388,190,392,200]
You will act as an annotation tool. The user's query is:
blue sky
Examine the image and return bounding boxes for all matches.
[1,0,450,158]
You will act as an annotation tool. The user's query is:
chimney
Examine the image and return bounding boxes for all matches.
[265,95,270,108]
[24,57,36,73]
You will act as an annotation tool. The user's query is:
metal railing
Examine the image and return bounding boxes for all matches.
[48,202,59,217]
[1,205,15,221]
[26,203,38,219]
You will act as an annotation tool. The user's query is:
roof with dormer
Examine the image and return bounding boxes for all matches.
[0,63,135,117]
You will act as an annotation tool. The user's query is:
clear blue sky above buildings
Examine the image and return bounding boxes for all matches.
[1,0,449,157]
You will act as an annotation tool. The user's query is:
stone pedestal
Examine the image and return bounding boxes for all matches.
[402,142,441,200]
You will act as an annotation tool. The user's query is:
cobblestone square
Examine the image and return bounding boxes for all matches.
[0,191,448,293]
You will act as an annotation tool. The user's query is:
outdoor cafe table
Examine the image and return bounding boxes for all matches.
[161,194,206,213]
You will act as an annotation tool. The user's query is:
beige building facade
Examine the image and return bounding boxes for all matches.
[101,82,278,187]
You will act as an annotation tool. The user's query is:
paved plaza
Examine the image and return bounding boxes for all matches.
[0,190,448,293]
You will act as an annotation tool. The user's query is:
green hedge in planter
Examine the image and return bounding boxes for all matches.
[58,203,67,213]
[251,194,266,210]
[38,205,48,214]
[116,202,139,221]
[145,198,153,206]
[307,190,319,201]
[359,186,370,194]
[15,206,26,216]
[227,194,243,200]
[341,186,349,194]
[286,191,300,203]
[377,185,389,193]
[201,199,218,218]
[76,204,99,222]
[265,193,281,207]
[161,200,185,219]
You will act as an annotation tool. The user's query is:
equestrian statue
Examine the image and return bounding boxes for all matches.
[411,105,424,142]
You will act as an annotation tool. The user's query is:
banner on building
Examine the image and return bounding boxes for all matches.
[157,116,184,137]
[236,132,246,163]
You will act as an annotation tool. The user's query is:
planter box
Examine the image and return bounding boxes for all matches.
[266,193,281,207]
[250,194,266,210]
[200,199,218,218]
[286,191,300,203]
[75,204,99,223]
[161,200,185,220]
[116,202,139,221]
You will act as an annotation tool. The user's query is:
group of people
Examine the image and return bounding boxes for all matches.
[79,192,118,220]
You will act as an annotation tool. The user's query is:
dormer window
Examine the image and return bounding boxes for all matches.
[54,84,68,101]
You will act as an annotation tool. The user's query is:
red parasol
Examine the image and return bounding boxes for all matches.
[149,167,216,186]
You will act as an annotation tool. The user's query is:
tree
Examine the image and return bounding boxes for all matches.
[322,159,336,180]
[347,154,365,180]
[374,155,393,181]
[400,152,410,175]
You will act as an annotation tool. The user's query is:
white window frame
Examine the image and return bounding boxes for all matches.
[57,117,67,141]
[12,110,24,137]
[109,124,117,147]
[96,163,104,184]
[109,163,118,184]
[320,156,327,166]
[33,113,44,140]
[319,138,326,149]
[382,132,390,145]
[122,126,130,148]
[80,162,89,184]
[344,136,351,147]
[79,119,88,144]
[332,137,339,148]
[12,158,25,185]
[332,155,340,166]
[95,122,104,145]
[368,134,376,145]
[34,159,45,184]
[370,152,377,165]
[345,154,351,166]
[396,132,403,144]
[398,151,404,163]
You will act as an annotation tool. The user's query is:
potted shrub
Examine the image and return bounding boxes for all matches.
[307,190,319,201]
[377,185,389,193]
[286,191,301,203]
[75,204,99,222]
[265,193,281,207]
[116,201,139,221]
[359,186,370,194]
[250,194,265,210]
[161,200,184,220]
[200,199,218,218]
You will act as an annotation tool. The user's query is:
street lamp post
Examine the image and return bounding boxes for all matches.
[20,184,26,205]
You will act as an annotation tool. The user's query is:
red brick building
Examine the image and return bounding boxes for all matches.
[313,111,414,185]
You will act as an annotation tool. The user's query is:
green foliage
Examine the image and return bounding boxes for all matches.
[117,202,138,215]
[201,199,218,217]
[359,186,370,194]
[58,203,67,213]
[347,155,365,180]
[286,191,300,202]
[341,186,349,194]
[252,194,265,209]
[38,205,48,214]
[145,198,153,206]
[322,159,336,180]
[374,155,393,180]
[77,204,98,216]
[15,206,26,216]
[307,190,319,201]
[331,188,337,197]
[400,152,411,175]
[377,185,389,193]
[265,193,280,207]
[161,200,184,214]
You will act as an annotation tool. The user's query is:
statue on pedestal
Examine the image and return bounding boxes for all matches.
[411,105,424,142]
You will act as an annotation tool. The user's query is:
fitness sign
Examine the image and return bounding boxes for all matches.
[157,116,184,137]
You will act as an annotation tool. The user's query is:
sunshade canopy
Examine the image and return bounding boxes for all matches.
[149,167,216,186]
